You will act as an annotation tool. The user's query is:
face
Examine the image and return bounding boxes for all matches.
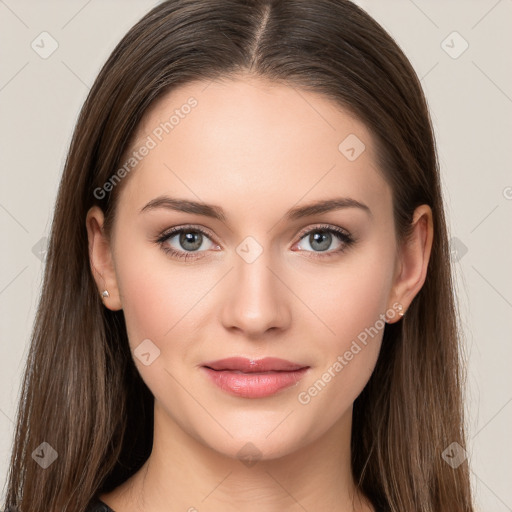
[90,75,404,461]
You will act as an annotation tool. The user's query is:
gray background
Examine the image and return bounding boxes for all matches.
[1,1,511,510]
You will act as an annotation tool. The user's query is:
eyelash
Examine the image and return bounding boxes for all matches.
[155,224,355,261]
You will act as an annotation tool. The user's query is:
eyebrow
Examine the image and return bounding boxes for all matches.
[139,195,372,221]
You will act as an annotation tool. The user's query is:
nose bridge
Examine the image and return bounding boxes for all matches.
[220,237,290,334]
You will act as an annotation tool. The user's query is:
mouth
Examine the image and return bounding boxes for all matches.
[200,357,310,398]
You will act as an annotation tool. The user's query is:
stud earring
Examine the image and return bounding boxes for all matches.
[101,290,110,299]
[397,303,404,317]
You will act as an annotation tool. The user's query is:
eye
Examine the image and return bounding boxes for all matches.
[155,223,355,262]
[294,224,355,257]
[156,226,218,261]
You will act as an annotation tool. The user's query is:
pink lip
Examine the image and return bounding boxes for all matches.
[201,357,309,398]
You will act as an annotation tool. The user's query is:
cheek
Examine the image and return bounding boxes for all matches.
[113,235,217,374]
[301,241,394,351]
[294,239,394,411]
[113,246,207,401]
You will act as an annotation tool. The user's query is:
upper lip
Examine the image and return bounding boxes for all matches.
[202,357,308,373]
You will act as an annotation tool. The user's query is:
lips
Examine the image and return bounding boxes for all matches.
[200,357,310,398]
[202,357,306,373]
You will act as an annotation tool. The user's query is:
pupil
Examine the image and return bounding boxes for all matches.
[180,232,202,251]
[311,231,331,251]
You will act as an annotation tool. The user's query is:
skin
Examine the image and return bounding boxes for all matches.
[86,74,433,512]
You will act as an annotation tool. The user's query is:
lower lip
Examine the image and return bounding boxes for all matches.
[201,367,309,398]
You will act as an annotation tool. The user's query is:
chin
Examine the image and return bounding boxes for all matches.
[194,424,310,464]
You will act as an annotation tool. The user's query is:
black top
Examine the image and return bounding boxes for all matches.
[86,498,115,512]
[86,496,386,511]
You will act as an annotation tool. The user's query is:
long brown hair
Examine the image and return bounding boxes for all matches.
[3,1,474,510]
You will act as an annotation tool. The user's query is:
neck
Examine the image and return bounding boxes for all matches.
[101,401,373,512]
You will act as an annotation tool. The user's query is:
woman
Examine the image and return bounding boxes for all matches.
[3,1,474,511]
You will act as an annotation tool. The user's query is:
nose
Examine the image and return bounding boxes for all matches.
[220,249,292,338]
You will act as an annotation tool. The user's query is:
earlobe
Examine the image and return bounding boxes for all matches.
[387,204,434,323]
[85,206,123,311]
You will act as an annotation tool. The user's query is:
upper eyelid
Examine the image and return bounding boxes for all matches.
[158,224,217,243]
[295,224,351,240]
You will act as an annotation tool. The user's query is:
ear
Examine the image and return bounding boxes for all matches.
[387,204,434,323]
[85,206,123,311]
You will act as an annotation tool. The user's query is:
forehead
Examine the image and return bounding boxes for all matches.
[116,75,391,223]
